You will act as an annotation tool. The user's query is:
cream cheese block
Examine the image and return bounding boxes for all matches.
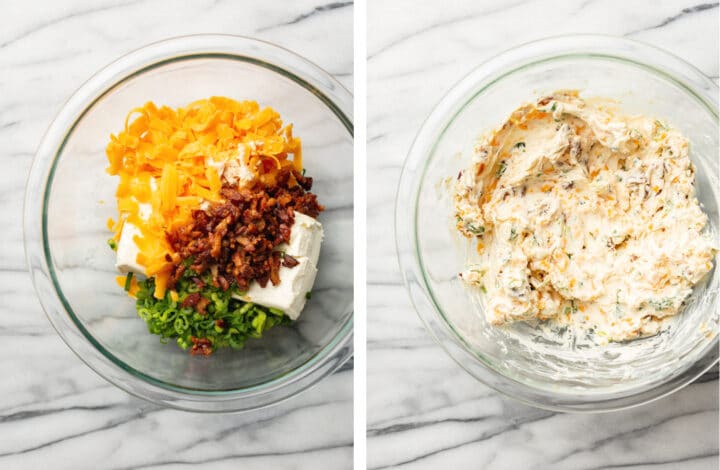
[115,221,144,275]
[233,212,323,320]
[115,202,152,275]
[235,257,318,320]
[277,212,323,266]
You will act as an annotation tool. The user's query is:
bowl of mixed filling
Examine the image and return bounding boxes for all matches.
[25,35,353,412]
[397,35,718,411]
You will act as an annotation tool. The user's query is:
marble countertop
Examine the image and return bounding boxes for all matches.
[0,1,352,469]
[367,1,718,469]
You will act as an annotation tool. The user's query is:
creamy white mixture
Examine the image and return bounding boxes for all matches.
[453,90,716,343]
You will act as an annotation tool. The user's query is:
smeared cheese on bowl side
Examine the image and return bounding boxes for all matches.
[452,90,717,344]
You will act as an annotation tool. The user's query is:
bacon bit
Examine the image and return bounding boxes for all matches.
[190,336,213,356]
[217,274,231,291]
[538,97,552,106]
[262,158,277,173]
[182,292,201,308]
[196,297,210,315]
[282,254,300,268]
[215,319,226,328]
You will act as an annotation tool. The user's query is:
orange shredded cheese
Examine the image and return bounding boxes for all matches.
[106,97,302,298]
[116,275,140,298]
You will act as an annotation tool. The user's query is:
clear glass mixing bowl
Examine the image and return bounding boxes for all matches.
[396,35,718,412]
[25,35,353,412]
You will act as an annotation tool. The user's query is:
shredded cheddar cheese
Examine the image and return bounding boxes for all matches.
[107,97,302,298]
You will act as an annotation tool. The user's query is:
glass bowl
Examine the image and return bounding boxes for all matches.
[25,35,353,412]
[396,35,718,412]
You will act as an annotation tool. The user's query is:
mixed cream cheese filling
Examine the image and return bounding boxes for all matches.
[453,90,716,343]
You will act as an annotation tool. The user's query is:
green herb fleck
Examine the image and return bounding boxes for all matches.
[107,239,117,251]
[648,297,674,311]
[513,142,526,151]
[551,103,557,112]
[305,291,312,300]
[466,223,485,236]
[496,160,508,177]
[509,227,518,241]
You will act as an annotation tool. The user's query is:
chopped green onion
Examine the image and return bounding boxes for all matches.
[124,272,134,291]
[496,160,508,177]
[268,307,285,316]
[132,268,290,354]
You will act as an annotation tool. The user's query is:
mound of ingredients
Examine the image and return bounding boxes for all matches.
[106,97,323,355]
[453,90,716,344]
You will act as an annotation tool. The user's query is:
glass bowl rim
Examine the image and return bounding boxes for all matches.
[24,34,353,412]
[396,34,719,412]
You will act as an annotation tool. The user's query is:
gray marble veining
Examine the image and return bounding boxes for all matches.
[367,1,718,469]
[0,1,352,468]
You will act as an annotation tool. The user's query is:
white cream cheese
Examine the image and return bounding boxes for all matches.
[235,257,318,320]
[453,90,717,343]
[232,211,323,320]
[115,221,145,275]
[277,212,324,267]
[115,202,153,275]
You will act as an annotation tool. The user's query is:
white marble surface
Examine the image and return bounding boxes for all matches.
[368,1,718,469]
[0,1,352,469]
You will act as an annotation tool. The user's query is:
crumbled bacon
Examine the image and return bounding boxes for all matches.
[167,168,323,292]
[282,254,300,268]
[189,336,213,356]
[180,292,210,315]
[181,292,201,308]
